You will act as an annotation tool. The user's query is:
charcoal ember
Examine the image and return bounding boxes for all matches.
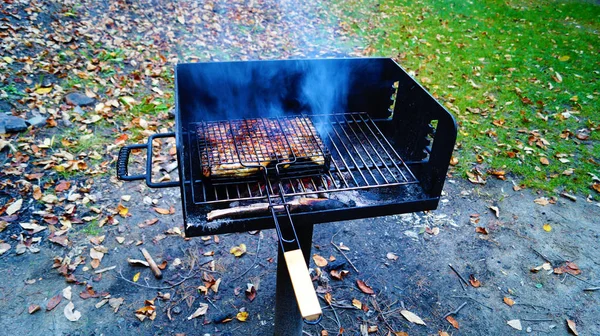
[324,260,347,272]
[300,199,349,212]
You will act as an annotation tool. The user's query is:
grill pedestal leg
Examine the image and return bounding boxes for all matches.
[274,223,314,336]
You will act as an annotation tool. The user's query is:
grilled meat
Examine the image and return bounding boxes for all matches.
[198,117,327,178]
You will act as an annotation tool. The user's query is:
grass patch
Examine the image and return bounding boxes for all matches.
[335,0,600,197]
[80,220,102,236]
[1,83,23,100]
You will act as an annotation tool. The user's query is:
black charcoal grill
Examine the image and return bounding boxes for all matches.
[116,58,456,335]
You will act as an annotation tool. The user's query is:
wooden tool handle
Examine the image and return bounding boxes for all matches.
[140,248,163,279]
[283,249,322,321]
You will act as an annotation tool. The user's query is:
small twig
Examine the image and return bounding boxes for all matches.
[531,248,552,263]
[443,302,467,319]
[371,298,394,333]
[450,295,493,311]
[448,264,469,288]
[382,307,403,316]
[566,272,599,287]
[512,302,547,311]
[140,248,163,279]
[520,318,554,322]
[331,230,359,273]
[231,233,263,282]
[584,287,600,291]
[318,295,359,310]
[117,268,196,290]
[329,301,342,331]
[206,297,221,311]
[94,265,116,274]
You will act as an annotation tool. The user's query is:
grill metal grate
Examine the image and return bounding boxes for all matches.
[187,112,418,205]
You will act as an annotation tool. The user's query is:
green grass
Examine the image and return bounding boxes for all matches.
[1,83,23,100]
[335,0,600,197]
[80,220,102,236]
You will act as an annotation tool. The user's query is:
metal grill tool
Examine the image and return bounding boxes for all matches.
[198,115,328,322]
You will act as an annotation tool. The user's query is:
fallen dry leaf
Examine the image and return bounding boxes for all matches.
[540,157,550,165]
[117,204,129,217]
[439,332,450,336]
[133,272,141,282]
[330,270,349,280]
[153,207,170,215]
[55,181,70,192]
[503,297,515,306]
[64,301,81,321]
[35,86,53,94]
[446,315,459,329]
[236,311,249,322]
[62,286,72,300]
[49,234,69,247]
[475,227,489,235]
[0,243,10,255]
[128,259,149,267]
[352,298,362,309]
[469,274,481,287]
[138,218,159,228]
[356,280,375,294]
[6,199,23,216]
[47,294,62,311]
[246,283,257,302]
[109,298,124,313]
[507,319,522,330]
[567,319,578,335]
[312,254,328,267]
[489,205,500,218]
[534,197,550,206]
[400,309,426,325]
[89,235,105,245]
[386,252,399,261]
[29,304,41,314]
[324,293,332,305]
[230,244,247,257]
[187,303,208,320]
[531,262,553,273]
[554,261,581,275]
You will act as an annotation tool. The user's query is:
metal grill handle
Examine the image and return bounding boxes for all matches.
[117,144,146,181]
[116,132,180,188]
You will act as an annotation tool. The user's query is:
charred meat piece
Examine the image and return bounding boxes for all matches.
[198,117,328,178]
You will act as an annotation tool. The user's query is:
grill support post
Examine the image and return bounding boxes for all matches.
[274,223,314,336]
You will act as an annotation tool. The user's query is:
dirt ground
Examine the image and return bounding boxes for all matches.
[1,172,599,336]
[1,0,599,335]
